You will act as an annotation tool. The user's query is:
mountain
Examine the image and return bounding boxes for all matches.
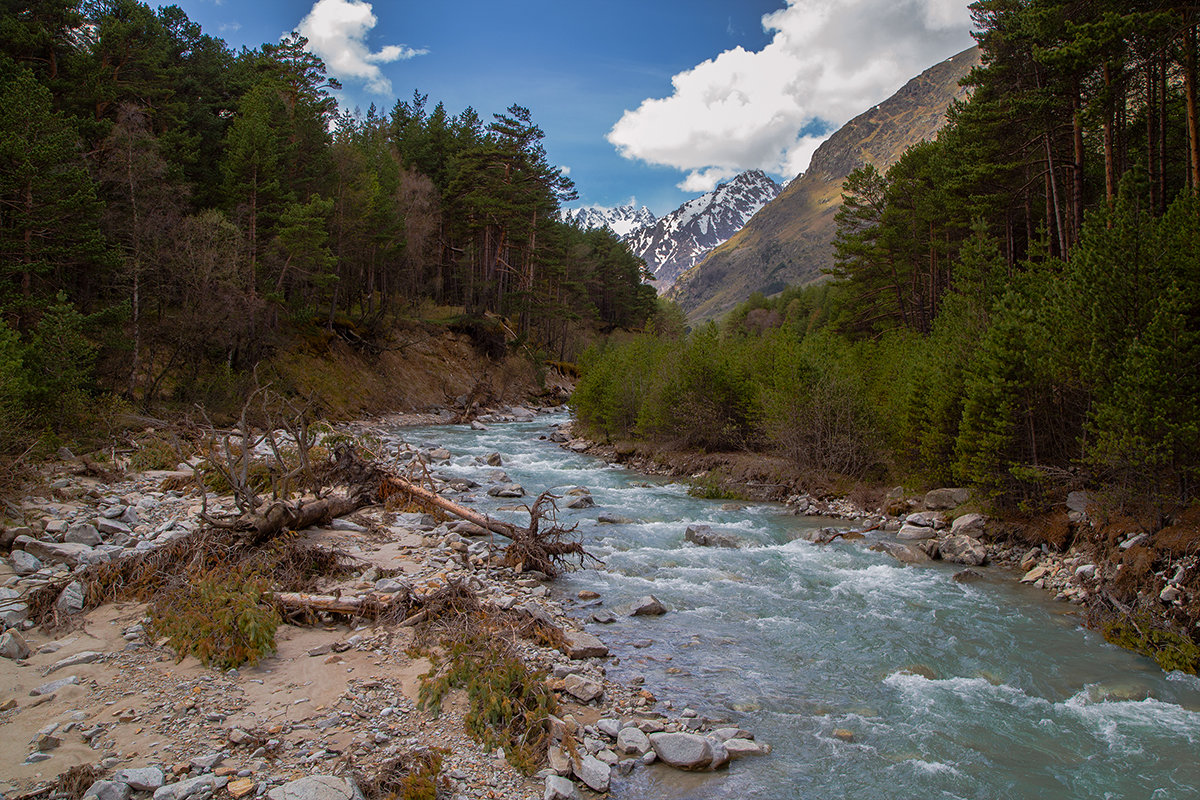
[560,204,657,238]
[667,46,981,320]
[627,169,782,291]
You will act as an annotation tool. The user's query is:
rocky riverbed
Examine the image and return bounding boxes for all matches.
[0,406,770,800]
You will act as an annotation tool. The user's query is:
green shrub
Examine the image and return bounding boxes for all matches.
[151,566,280,669]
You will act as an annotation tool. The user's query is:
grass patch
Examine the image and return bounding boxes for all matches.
[687,470,750,501]
[1102,615,1200,675]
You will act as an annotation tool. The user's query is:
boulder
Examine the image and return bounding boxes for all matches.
[903,511,941,528]
[16,537,98,567]
[648,732,713,770]
[152,775,225,800]
[939,535,987,566]
[55,581,86,615]
[896,524,937,541]
[265,776,363,800]
[547,745,572,776]
[596,718,621,738]
[487,483,525,498]
[952,569,984,583]
[96,518,131,536]
[563,674,603,703]
[616,726,651,755]
[597,513,635,525]
[46,650,101,674]
[543,775,579,800]
[626,595,667,616]
[113,768,165,791]
[869,541,930,564]
[65,523,102,546]
[1021,565,1049,583]
[1066,490,1091,513]
[573,754,610,792]
[0,629,31,660]
[684,524,742,548]
[9,549,42,575]
[724,738,764,759]
[564,494,595,509]
[83,781,131,800]
[950,513,986,537]
[561,631,608,660]
[0,588,28,628]
[485,452,503,466]
[31,675,78,695]
[924,487,969,510]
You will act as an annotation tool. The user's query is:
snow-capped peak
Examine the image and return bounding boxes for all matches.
[560,204,657,238]
[626,170,782,292]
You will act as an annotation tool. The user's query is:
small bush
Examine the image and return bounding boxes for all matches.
[151,566,280,669]
[419,631,556,774]
[687,471,749,500]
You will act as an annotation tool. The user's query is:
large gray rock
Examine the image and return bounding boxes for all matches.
[543,775,579,800]
[10,549,43,574]
[265,777,362,800]
[487,483,525,498]
[869,541,930,564]
[684,524,742,548]
[54,581,86,615]
[649,732,714,770]
[83,781,131,800]
[152,775,226,800]
[626,595,667,616]
[113,768,165,791]
[950,513,986,537]
[724,738,765,759]
[0,587,28,627]
[564,494,595,509]
[0,628,31,660]
[896,524,937,540]
[66,523,103,545]
[939,535,987,567]
[616,726,651,755]
[563,674,603,703]
[573,754,610,792]
[16,537,98,567]
[924,487,969,510]
[561,630,608,660]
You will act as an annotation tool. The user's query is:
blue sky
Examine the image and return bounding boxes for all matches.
[174,0,975,216]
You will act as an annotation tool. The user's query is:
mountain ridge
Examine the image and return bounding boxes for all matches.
[667,46,982,320]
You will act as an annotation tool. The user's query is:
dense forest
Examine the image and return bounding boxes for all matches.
[0,0,656,452]
[575,0,1200,512]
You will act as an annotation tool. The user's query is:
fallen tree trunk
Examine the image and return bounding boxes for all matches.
[274,591,398,615]
[378,474,520,541]
[205,494,369,545]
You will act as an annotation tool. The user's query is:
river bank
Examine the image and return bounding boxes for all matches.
[0,406,770,800]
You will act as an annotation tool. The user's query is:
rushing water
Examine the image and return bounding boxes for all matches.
[397,413,1200,800]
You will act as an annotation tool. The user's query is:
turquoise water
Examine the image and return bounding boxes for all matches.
[398,414,1200,800]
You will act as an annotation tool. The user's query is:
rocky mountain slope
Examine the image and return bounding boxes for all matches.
[626,170,782,292]
[560,204,656,238]
[667,46,981,320]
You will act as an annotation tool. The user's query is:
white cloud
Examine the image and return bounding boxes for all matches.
[608,0,974,191]
[297,0,427,95]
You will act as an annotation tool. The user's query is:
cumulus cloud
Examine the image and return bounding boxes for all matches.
[297,0,427,95]
[608,0,974,191]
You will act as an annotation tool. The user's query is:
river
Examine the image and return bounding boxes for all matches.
[397,412,1200,800]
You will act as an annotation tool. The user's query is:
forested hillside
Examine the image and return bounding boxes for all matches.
[0,0,655,452]
[577,0,1200,510]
